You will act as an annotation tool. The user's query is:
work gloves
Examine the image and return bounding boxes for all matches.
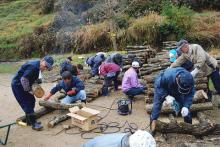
[67,88,77,96]
[181,107,189,117]
[191,68,199,78]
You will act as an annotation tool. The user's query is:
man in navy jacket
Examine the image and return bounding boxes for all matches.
[11,56,54,131]
[150,67,195,134]
[44,71,86,104]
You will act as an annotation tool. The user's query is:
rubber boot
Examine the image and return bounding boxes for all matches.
[27,114,43,131]
[81,100,87,104]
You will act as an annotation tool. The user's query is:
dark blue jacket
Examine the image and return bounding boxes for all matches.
[155,67,195,108]
[12,60,40,86]
[106,53,123,68]
[60,61,78,76]
[87,54,105,76]
[50,76,85,95]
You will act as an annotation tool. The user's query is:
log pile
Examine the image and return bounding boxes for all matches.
[163,41,177,50]
[123,45,157,71]
[216,57,220,68]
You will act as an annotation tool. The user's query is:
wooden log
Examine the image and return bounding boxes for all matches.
[48,114,70,128]
[39,100,83,110]
[146,102,213,114]
[169,114,177,124]
[16,107,54,122]
[155,119,215,136]
[195,84,208,90]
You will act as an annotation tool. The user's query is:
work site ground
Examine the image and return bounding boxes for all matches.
[1,73,220,147]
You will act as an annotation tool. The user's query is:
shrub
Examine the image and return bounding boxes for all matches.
[72,22,112,53]
[113,14,130,29]
[126,12,165,45]
[40,0,55,14]
[159,1,194,41]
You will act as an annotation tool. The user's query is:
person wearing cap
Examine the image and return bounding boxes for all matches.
[122,61,146,99]
[99,62,121,96]
[83,130,156,147]
[11,56,54,131]
[106,53,123,68]
[169,49,194,71]
[43,71,86,104]
[86,53,106,77]
[170,39,220,97]
[150,67,195,135]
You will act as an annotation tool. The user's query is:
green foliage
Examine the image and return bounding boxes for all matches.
[159,1,194,41]
[113,14,130,29]
[0,63,20,73]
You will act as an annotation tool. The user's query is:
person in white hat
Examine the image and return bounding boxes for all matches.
[122,61,147,100]
[83,130,156,147]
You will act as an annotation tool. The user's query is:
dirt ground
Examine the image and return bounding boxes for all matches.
[1,73,220,147]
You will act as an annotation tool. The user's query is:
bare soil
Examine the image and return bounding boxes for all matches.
[1,73,220,147]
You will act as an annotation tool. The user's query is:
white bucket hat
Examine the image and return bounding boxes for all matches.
[129,130,156,147]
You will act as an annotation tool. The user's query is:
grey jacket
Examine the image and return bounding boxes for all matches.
[171,44,218,76]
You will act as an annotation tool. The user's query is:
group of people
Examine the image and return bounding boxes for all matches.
[11,39,220,146]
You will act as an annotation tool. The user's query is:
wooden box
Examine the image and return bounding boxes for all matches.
[67,107,100,131]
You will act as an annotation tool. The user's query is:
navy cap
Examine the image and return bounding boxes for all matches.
[176,39,188,50]
[176,71,193,95]
[43,56,54,70]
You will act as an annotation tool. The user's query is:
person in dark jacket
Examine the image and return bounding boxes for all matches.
[106,53,123,68]
[11,56,54,131]
[86,53,106,77]
[150,67,195,135]
[44,71,86,104]
[60,57,79,76]
[99,63,121,96]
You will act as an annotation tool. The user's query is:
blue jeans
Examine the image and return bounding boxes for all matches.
[125,87,146,97]
[209,68,220,94]
[61,90,86,104]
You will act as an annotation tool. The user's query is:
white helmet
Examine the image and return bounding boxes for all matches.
[129,130,156,147]
[132,61,140,68]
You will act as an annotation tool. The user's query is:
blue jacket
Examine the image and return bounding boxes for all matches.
[12,60,40,86]
[83,133,128,147]
[106,53,123,68]
[50,76,85,95]
[87,54,105,76]
[155,67,195,108]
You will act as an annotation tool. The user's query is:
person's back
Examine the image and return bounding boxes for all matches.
[99,63,120,77]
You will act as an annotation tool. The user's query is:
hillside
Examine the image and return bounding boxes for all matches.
[0,0,220,61]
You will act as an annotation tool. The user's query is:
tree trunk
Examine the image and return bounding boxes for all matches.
[48,115,70,128]
[146,102,213,114]
[39,100,83,110]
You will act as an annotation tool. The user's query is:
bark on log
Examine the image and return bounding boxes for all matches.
[16,107,54,122]
[48,114,70,128]
[195,84,208,90]
[146,102,213,114]
[39,100,83,110]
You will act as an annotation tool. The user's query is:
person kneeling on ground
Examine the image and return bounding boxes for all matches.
[85,53,106,77]
[150,67,195,135]
[44,71,86,104]
[11,56,54,131]
[122,61,147,99]
[99,62,121,96]
[83,130,156,147]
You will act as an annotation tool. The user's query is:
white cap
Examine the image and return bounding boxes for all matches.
[96,52,107,58]
[129,130,156,147]
[132,61,140,68]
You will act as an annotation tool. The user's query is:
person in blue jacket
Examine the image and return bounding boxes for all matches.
[150,67,195,135]
[86,53,106,77]
[11,56,54,131]
[44,71,86,104]
[106,53,123,68]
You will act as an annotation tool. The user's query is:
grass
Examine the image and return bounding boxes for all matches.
[0,0,54,50]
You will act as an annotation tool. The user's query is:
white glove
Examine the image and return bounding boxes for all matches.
[165,95,175,105]
[181,107,189,117]
[191,68,199,77]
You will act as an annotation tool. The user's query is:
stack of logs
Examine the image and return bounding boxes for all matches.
[142,50,212,114]
[217,57,220,68]
[163,41,177,50]
[123,45,157,71]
